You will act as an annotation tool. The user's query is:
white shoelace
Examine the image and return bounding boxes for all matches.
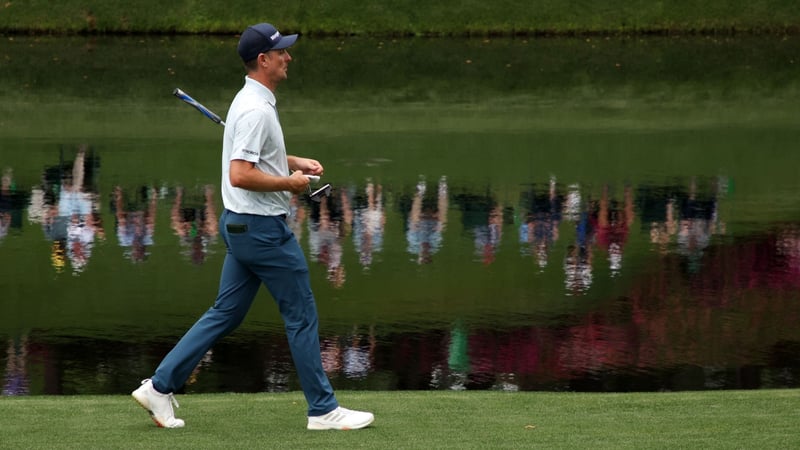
[142,379,179,410]
[168,393,180,409]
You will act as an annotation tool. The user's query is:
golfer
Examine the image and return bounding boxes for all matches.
[132,22,374,431]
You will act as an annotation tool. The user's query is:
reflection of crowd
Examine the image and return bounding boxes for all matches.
[14,149,730,289]
[776,225,800,277]
[557,177,725,294]
[170,185,218,265]
[405,176,448,265]
[453,186,505,265]
[352,180,385,269]
[307,186,353,288]
[408,228,799,392]
[593,184,634,276]
[0,168,29,244]
[676,177,727,273]
[17,147,800,394]
[3,335,29,396]
[17,146,227,274]
[320,325,377,380]
[519,177,562,270]
[305,175,446,279]
[114,185,157,263]
[562,181,595,295]
[27,146,104,275]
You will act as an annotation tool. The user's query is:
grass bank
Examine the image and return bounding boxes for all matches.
[1,1,799,36]
[1,390,798,448]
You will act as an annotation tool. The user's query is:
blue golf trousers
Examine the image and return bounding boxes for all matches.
[151,209,339,416]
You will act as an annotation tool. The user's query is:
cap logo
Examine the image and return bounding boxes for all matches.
[238,23,297,61]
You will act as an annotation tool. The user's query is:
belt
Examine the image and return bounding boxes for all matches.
[225,214,287,234]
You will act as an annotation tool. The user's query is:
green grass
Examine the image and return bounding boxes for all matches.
[1,0,799,35]
[1,390,798,449]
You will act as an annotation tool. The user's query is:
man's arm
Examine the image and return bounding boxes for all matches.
[229,159,309,194]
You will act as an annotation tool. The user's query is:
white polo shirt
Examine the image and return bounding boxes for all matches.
[221,76,291,216]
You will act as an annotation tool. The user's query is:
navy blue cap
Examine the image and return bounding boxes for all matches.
[237,23,298,62]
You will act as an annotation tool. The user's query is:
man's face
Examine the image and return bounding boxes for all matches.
[264,49,292,84]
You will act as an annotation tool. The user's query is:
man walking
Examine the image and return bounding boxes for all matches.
[132,23,374,431]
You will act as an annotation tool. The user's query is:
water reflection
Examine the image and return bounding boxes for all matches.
[519,177,562,271]
[113,185,157,264]
[453,183,505,266]
[308,179,388,284]
[321,325,377,381]
[405,176,448,265]
[308,185,352,287]
[0,168,28,243]
[352,180,385,269]
[170,185,218,265]
[2,146,800,394]
[3,335,28,396]
[564,192,595,295]
[27,146,105,275]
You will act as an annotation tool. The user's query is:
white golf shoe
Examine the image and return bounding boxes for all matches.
[132,379,185,428]
[307,406,374,430]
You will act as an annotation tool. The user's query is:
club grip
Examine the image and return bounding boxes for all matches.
[173,88,224,125]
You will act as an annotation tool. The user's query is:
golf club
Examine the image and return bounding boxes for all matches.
[173,88,225,126]
[309,183,332,203]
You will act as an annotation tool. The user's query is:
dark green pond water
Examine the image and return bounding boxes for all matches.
[1,34,799,395]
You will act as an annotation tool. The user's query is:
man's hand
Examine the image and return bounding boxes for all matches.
[288,156,324,176]
[286,170,311,194]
